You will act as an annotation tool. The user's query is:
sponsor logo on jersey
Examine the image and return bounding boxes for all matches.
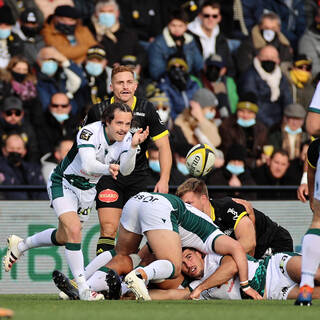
[98,189,119,203]
[227,208,239,221]
[223,228,232,236]
[133,112,145,117]
[279,254,289,274]
[80,129,93,141]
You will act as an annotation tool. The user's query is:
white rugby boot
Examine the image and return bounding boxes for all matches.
[124,270,151,301]
[3,235,23,272]
[79,288,105,301]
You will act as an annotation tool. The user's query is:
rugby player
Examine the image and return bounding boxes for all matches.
[295,135,320,305]
[176,178,293,259]
[83,65,171,256]
[3,102,149,301]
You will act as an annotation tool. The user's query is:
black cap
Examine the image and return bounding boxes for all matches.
[205,54,225,68]
[54,5,80,19]
[0,5,15,25]
[226,144,246,163]
[87,45,107,60]
[2,96,23,112]
[20,8,39,24]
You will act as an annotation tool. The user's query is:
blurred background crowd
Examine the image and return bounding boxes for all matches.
[0,0,316,201]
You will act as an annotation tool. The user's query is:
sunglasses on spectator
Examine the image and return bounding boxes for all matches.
[202,14,219,19]
[296,65,312,71]
[51,103,70,108]
[5,110,22,117]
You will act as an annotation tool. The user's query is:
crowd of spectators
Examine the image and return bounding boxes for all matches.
[0,0,317,200]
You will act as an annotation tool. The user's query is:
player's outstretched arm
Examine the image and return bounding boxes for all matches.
[149,287,190,300]
[213,235,262,300]
[189,255,238,300]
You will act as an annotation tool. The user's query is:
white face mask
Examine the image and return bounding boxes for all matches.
[157,109,170,123]
[262,29,276,42]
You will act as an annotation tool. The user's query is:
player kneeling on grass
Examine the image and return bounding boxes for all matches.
[3,102,149,301]
[149,247,320,301]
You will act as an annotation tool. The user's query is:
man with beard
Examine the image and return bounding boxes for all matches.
[84,65,172,256]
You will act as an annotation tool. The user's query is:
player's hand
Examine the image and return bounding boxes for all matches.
[232,197,255,226]
[189,287,202,300]
[189,100,204,122]
[109,163,120,180]
[243,287,263,300]
[297,183,308,202]
[153,179,169,193]
[132,126,149,147]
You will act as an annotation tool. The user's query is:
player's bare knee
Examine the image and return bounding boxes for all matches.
[66,224,82,242]
[100,222,117,238]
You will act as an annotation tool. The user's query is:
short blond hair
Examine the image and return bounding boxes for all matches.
[111,65,135,79]
[176,178,209,198]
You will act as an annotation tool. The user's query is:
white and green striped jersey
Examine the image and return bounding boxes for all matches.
[51,121,132,189]
[309,81,320,114]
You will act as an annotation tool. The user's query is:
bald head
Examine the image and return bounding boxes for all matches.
[258,45,280,65]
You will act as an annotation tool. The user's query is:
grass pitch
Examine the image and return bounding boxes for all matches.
[0,295,319,320]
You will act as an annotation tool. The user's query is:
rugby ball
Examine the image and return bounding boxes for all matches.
[186,144,216,177]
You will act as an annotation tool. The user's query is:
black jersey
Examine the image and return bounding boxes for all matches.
[307,138,320,169]
[84,96,168,171]
[210,197,293,258]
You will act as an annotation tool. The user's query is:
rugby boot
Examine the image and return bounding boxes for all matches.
[124,270,151,301]
[105,269,122,300]
[3,235,23,272]
[294,285,313,306]
[52,270,80,300]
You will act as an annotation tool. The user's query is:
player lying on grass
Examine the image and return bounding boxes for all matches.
[3,102,149,301]
[53,191,262,301]
[148,247,320,301]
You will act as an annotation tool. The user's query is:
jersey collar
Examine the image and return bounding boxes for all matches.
[210,203,215,221]
[102,123,114,145]
[110,96,137,111]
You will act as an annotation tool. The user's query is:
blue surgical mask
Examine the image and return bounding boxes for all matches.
[205,111,216,120]
[0,28,11,39]
[226,163,245,175]
[149,160,161,173]
[41,60,58,76]
[85,61,103,77]
[284,125,302,135]
[177,162,189,176]
[99,12,116,28]
[237,118,256,127]
[51,112,69,123]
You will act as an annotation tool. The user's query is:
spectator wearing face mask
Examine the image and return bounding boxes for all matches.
[173,87,221,149]
[148,7,203,81]
[201,54,238,118]
[146,141,188,188]
[0,96,40,163]
[14,8,45,66]
[158,53,200,120]
[35,46,87,115]
[41,5,97,64]
[0,133,47,200]
[82,45,112,105]
[35,92,78,157]
[1,55,43,128]
[89,0,146,69]
[283,54,315,110]
[148,89,173,130]
[267,103,309,162]
[205,143,257,200]
[219,92,268,170]
[0,5,24,69]
[235,11,293,75]
[239,45,293,127]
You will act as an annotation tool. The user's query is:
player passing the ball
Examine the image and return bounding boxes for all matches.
[3,102,149,301]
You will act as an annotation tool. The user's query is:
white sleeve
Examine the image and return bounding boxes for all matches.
[78,147,110,175]
[119,147,137,175]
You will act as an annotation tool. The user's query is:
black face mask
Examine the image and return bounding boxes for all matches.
[261,60,276,73]
[206,66,220,82]
[55,22,76,35]
[170,33,185,46]
[21,25,40,38]
[168,67,188,91]
[11,71,27,83]
[7,152,23,166]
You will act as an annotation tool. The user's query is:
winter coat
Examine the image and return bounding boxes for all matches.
[239,66,293,127]
[0,156,48,200]
[41,18,97,64]
[148,27,203,80]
